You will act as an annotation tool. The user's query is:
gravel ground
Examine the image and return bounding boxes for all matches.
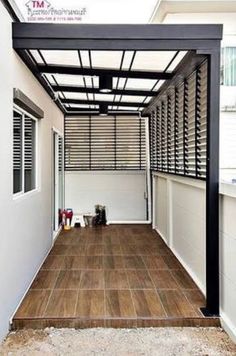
[0,327,236,356]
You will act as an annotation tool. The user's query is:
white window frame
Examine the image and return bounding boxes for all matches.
[13,105,39,198]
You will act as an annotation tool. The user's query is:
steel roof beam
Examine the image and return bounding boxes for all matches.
[52,85,157,97]
[62,98,147,107]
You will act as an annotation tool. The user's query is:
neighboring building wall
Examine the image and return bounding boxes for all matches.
[65,171,147,222]
[156,11,236,182]
[220,111,236,181]
[0,2,64,341]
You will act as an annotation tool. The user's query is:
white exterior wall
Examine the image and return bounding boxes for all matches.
[152,173,206,293]
[0,3,64,341]
[153,173,236,342]
[65,171,147,222]
[220,183,236,342]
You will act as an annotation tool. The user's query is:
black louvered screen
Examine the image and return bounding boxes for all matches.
[65,116,146,171]
[149,60,208,180]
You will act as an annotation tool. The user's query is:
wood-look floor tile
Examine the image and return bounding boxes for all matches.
[121,244,138,255]
[142,256,168,269]
[149,270,179,289]
[171,269,198,290]
[80,270,104,289]
[64,256,86,269]
[124,256,146,269]
[55,270,81,289]
[84,256,103,269]
[136,244,153,255]
[103,234,120,245]
[103,256,125,269]
[162,254,183,269]
[131,290,166,317]
[105,290,136,318]
[31,270,59,289]
[184,290,206,312]
[127,270,154,289]
[14,290,51,318]
[158,290,198,317]
[50,244,69,256]
[42,255,65,270]
[105,270,129,289]
[14,225,209,325]
[55,235,81,245]
[86,244,104,256]
[75,290,105,317]
[86,235,104,244]
[44,290,77,317]
[104,244,122,255]
[67,245,87,256]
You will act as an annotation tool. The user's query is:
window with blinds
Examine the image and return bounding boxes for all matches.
[65,116,146,171]
[149,60,208,180]
[13,108,37,194]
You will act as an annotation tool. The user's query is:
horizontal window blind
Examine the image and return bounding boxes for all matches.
[149,60,208,180]
[65,116,146,171]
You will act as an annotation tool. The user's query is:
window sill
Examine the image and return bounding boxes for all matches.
[13,188,40,202]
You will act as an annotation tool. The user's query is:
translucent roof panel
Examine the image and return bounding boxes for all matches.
[47,74,86,86]
[41,50,80,66]
[30,50,44,64]
[131,51,177,72]
[167,51,188,72]
[30,47,190,115]
[94,94,115,101]
[123,78,157,91]
[117,95,146,103]
[91,51,123,69]
[63,93,89,100]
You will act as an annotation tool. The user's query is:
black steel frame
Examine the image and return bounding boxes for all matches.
[38,64,173,80]
[12,22,222,316]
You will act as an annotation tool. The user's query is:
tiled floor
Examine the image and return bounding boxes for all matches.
[12,225,220,329]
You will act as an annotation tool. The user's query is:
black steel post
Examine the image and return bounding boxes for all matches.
[201,50,220,316]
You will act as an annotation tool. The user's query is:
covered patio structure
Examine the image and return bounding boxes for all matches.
[12,23,222,328]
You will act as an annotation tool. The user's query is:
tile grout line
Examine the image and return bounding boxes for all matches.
[142,255,168,318]
[73,269,83,317]
[169,270,200,317]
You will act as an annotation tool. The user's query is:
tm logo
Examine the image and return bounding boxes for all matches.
[26,0,51,10]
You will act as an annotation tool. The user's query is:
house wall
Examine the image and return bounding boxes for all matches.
[65,171,147,222]
[153,173,236,342]
[0,2,64,341]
